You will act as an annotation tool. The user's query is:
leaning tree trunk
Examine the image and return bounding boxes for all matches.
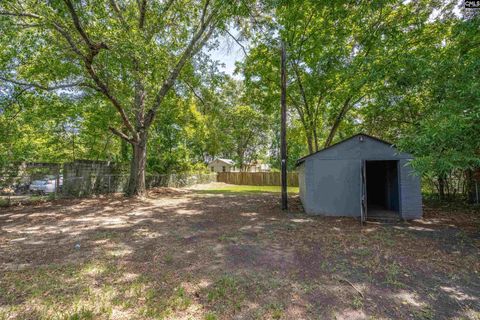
[305,130,314,154]
[127,132,147,197]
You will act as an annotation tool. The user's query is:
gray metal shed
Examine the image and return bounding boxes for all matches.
[296,134,422,221]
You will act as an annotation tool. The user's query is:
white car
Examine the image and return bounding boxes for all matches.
[29,176,63,194]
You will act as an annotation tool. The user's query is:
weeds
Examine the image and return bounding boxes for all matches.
[267,303,284,319]
[206,275,245,312]
[352,296,364,310]
[164,253,174,264]
[204,312,218,320]
[385,262,405,288]
[413,307,434,320]
[0,197,9,207]
[1,194,478,319]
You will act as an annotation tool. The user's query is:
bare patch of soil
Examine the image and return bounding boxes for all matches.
[0,190,479,319]
[148,187,191,197]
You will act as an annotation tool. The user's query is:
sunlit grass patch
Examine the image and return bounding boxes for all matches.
[351,295,364,310]
[385,262,406,288]
[137,285,193,318]
[193,185,299,194]
[266,302,285,319]
[1,267,102,319]
[0,260,200,319]
[204,311,218,320]
[204,274,246,313]
[1,194,478,319]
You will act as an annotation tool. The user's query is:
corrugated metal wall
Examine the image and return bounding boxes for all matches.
[399,160,423,219]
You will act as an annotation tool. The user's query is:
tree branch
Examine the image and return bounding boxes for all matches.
[109,0,127,27]
[200,0,211,25]
[161,0,176,16]
[63,0,94,48]
[224,28,248,56]
[14,23,44,29]
[145,8,218,127]
[0,11,41,19]
[0,76,86,91]
[2,88,28,122]
[51,22,85,57]
[191,23,216,56]
[184,81,206,108]
[83,63,137,139]
[63,0,109,60]
[3,3,137,145]
[138,0,147,29]
[109,127,136,144]
[61,0,135,138]
[324,93,366,148]
[291,61,310,117]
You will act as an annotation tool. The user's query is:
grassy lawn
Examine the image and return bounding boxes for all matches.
[0,191,479,319]
[191,184,299,194]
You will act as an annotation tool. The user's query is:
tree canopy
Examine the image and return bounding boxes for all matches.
[1,0,478,200]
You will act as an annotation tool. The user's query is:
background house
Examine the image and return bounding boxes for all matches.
[243,160,271,172]
[208,158,238,173]
[208,158,271,173]
[208,159,272,173]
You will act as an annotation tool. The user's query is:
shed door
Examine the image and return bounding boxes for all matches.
[361,160,367,223]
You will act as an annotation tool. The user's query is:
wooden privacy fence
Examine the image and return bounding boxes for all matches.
[217,172,299,187]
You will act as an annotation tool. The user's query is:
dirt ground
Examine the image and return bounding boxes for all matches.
[0,187,479,320]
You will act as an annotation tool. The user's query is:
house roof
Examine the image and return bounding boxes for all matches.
[296,133,395,166]
[210,158,235,166]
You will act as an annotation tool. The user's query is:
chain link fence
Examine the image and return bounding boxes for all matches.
[0,173,217,206]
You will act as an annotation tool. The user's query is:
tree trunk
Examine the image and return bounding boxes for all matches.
[438,174,446,200]
[238,158,245,172]
[465,169,478,203]
[305,130,314,154]
[127,132,147,197]
[325,102,349,148]
[312,126,319,152]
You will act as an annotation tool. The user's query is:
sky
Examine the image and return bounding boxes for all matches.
[208,0,464,77]
[208,31,247,78]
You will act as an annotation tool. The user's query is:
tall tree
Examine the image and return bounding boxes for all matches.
[0,0,248,196]
[361,10,480,199]
[242,0,445,153]
[223,105,269,170]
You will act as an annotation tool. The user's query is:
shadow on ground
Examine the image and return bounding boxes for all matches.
[0,191,479,319]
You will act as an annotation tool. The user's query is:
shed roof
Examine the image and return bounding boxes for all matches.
[296,133,396,166]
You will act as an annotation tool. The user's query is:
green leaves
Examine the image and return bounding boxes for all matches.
[242,1,439,152]
[363,12,480,177]
[1,0,478,185]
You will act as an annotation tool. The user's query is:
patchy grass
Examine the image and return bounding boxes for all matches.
[205,275,244,312]
[0,198,9,207]
[351,295,364,310]
[384,262,404,288]
[191,184,299,194]
[266,302,285,319]
[0,189,479,319]
[203,312,217,320]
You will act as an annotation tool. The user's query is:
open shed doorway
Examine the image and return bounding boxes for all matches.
[365,160,400,220]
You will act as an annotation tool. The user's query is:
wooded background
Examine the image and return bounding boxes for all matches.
[0,0,478,200]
